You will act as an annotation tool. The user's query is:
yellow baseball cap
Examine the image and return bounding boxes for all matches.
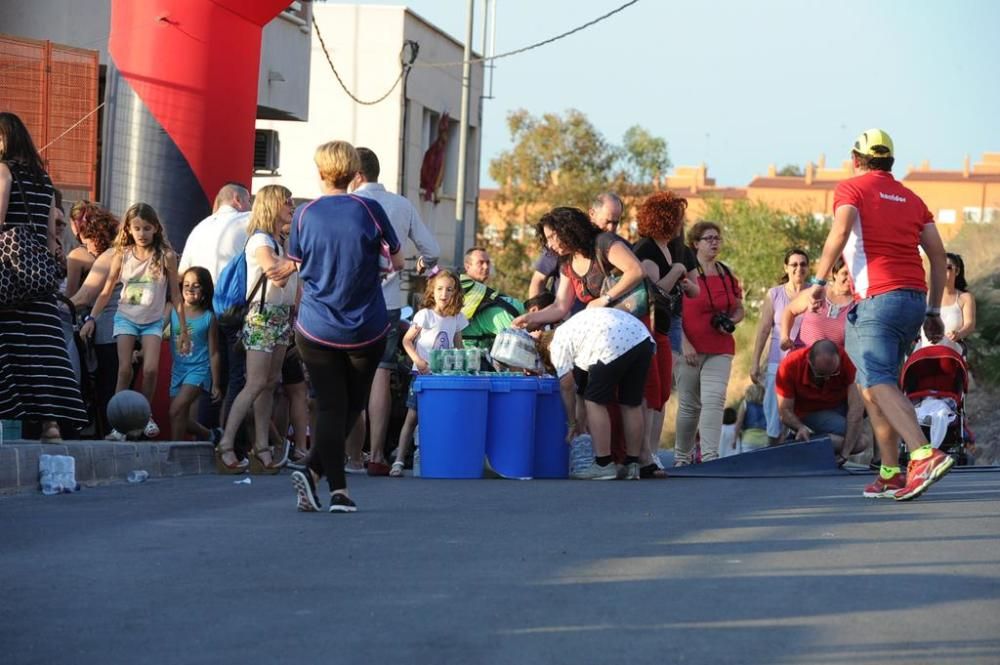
[852,128,894,158]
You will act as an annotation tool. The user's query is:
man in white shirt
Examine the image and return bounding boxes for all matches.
[346,148,440,476]
[529,307,654,481]
[178,182,251,431]
[178,182,251,284]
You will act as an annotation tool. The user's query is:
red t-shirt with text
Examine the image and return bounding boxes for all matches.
[833,171,934,298]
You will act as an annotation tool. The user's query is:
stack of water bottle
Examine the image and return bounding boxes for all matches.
[38,454,80,495]
[569,434,594,475]
[428,347,483,374]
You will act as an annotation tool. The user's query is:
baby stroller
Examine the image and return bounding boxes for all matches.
[899,345,974,466]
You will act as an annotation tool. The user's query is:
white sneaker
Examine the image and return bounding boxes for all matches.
[625,462,641,480]
[144,419,160,438]
[105,429,127,441]
[570,461,618,480]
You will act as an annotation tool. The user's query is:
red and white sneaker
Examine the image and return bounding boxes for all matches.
[893,449,955,501]
[862,473,906,498]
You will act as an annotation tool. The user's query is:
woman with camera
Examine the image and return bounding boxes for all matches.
[674,221,745,465]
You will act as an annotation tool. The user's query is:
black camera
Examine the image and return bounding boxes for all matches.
[711,312,736,334]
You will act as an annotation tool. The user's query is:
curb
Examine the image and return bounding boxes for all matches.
[0,440,215,494]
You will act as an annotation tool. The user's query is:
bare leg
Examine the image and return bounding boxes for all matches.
[138,335,162,404]
[250,345,287,462]
[219,349,274,466]
[863,384,928,451]
[585,401,612,457]
[169,384,202,441]
[395,408,418,463]
[367,368,392,464]
[114,335,137,393]
[285,382,310,454]
[621,404,645,457]
[345,411,366,468]
[643,405,666,465]
[860,389,901,468]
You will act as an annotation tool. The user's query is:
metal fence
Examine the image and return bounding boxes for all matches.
[0,34,99,199]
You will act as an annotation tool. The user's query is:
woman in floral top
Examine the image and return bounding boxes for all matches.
[216,185,298,474]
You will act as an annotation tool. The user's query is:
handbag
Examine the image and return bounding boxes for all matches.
[594,238,649,318]
[0,163,66,306]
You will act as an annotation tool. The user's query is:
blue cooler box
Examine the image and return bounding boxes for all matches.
[486,376,539,479]
[412,376,490,478]
[533,377,568,478]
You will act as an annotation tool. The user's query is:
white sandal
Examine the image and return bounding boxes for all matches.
[389,460,405,477]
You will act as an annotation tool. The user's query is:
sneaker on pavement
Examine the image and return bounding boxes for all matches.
[624,462,640,480]
[329,492,357,513]
[290,470,321,512]
[105,429,127,442]
[344,461,366,475]
[144,419,160,438]
[570,461,618,480]
[894,449,955,501]
[862,473,906,498]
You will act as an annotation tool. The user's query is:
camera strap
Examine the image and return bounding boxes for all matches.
[695,260,734,314]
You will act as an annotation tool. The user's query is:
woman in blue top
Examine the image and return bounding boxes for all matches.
[286,141,403,513]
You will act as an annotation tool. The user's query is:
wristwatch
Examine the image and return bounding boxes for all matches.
[807,277,827,287]
[82,314,94,324]
[926,307,941,317]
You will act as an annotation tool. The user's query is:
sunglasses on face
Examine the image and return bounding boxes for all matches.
[946,265,956,272]
[787,262,809,268]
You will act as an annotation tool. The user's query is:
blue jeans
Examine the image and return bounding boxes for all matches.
[845,289,925,388]
[802,405,847,437]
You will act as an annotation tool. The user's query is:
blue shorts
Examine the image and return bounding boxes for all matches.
[113,312,164,339]
[405,380,418,410]
[845,289,925,389]
[170,368,210,398]
[802,405,847,437]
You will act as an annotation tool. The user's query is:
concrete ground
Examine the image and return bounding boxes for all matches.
[2,470,999,665]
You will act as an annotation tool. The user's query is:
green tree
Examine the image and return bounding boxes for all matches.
[778,164,804,177]
[620,125,671,187]
[483,225,534,301]
[488,109,617,213]
[702,197,829,317]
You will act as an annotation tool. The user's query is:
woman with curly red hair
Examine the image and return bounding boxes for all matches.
[633,191,699,477]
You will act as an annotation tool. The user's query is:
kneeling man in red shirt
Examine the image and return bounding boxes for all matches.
[775,340,868,465]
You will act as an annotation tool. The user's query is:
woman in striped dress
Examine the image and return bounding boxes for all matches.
[779,257,855,351]
[0,112,87,440]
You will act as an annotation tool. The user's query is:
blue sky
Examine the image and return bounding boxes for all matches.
[356,0,1000,188]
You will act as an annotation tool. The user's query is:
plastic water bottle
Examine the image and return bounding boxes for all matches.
[55,455,79,493]
[569,434,594,474]
[39,454,60,495]
[127,470,149,483]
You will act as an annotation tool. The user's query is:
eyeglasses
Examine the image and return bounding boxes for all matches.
[699,235,722,243]
[787,262,809,268]
[808,360,840,379]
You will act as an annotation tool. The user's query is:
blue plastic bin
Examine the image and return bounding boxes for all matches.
[533,377,568,478]
[486,376,539,479]
[413,376,490,478]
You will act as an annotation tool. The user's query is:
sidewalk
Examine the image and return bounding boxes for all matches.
[0,440,215,494]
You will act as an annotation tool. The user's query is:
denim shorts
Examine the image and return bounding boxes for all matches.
[113,312,164,339]
[844,289,925,388]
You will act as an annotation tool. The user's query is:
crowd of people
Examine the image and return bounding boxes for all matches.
[1,111,978,509]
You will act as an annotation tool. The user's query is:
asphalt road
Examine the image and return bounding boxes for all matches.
[2,470,999,665]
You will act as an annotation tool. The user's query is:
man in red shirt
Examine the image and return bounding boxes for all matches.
[809,129,950,501]
[775,340,866,465]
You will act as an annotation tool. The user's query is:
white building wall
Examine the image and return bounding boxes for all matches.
[253,4,483,269]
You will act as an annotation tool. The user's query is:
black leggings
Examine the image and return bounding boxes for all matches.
[296,332,386,492]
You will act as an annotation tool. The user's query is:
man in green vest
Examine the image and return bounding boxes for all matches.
[460,247,524,358]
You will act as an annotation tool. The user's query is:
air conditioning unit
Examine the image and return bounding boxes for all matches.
[254,129,280,173]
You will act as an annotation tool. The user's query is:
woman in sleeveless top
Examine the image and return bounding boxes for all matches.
[781,257,856,350]
[749,249,810,444]
[0,112,87,441]
[918,252,975,354]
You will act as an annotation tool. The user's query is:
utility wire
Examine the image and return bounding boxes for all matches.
[414,0,640,69]
[312,15,418,106]
[39,102,105,153]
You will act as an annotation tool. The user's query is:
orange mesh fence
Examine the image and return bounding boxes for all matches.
[0,34,98,198]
